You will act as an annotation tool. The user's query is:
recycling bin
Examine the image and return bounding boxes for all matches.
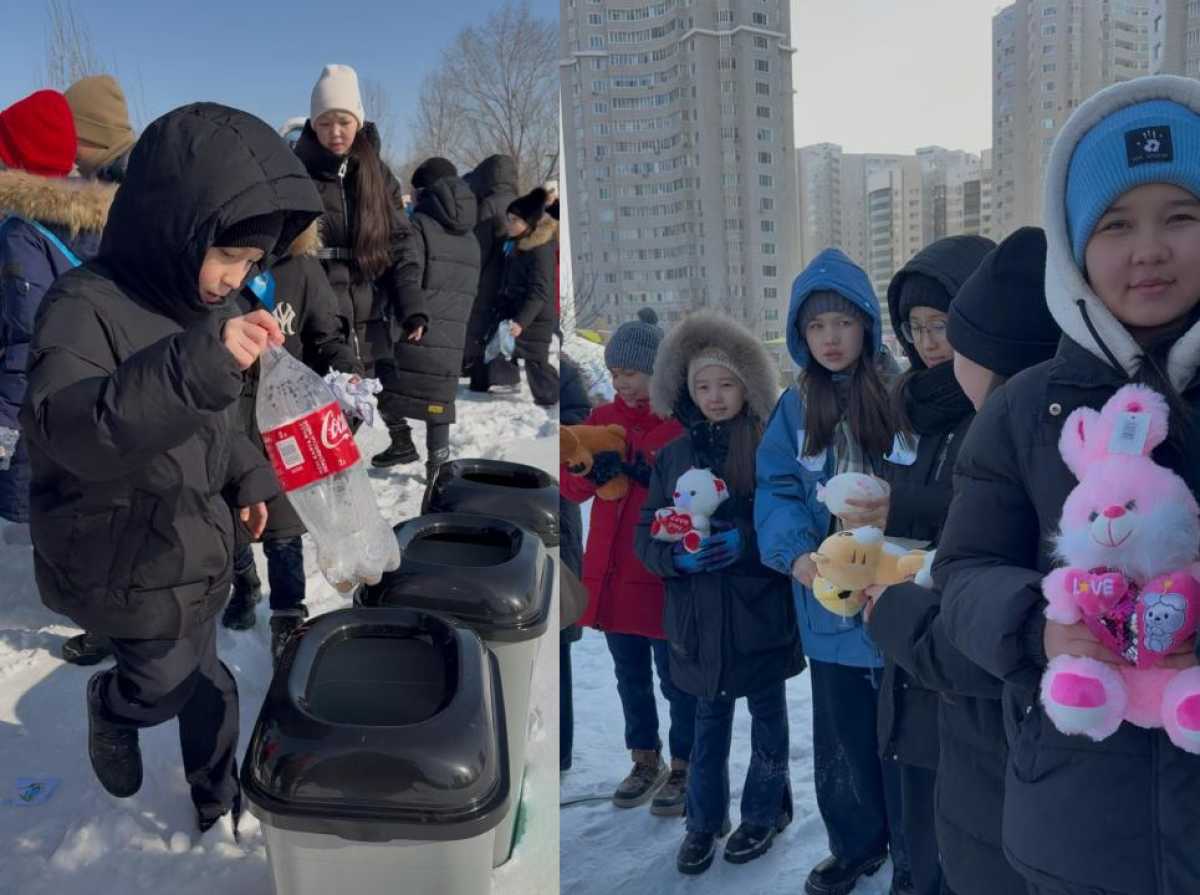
[241,607,509,895]
[356,513,553,866]
[422,458,560,547]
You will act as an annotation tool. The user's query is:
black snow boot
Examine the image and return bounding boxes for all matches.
[198,763,243,841]
[804,852,889,895]
[677,831,718,875]
[371,425,419,467]
[270,605,308,665]
[61,631,114,666]
[221,563,262,630]
[86,672,142,798]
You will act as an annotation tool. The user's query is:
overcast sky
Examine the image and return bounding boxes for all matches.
[790,0,1002,155]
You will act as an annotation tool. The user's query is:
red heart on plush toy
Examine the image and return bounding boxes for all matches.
[1077,571,1200,668]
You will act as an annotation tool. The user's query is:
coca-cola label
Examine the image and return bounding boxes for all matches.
[262,401,361,492]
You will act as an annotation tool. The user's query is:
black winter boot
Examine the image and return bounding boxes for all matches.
[86,672,142,798]
[221,563,262,630]
[198,762,243,841]
[804,852,889,895]
[270,605,308,666]
[371,426,419,467]
[62,631,114,666]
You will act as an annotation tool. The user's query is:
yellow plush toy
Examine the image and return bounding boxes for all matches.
[560,424,629,501]
[809,527,928,617]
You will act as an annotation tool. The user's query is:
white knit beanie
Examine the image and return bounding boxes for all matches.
[310,64,365,127]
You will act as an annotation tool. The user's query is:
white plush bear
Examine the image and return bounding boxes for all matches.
[651,467,730,553]
[816,472,890,516]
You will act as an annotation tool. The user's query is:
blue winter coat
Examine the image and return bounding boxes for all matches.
[0,170,112,522]
[754,247,887,667]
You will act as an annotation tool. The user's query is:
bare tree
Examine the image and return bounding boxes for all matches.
[361,77,402,169]
[40,0,103,90]
[408,69,471,172]
[432,0,558,191]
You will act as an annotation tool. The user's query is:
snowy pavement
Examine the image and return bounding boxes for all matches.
[0,379,559,895]
[560,598,898,894]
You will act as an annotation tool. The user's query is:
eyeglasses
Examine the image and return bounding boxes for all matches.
[900,320,948,342]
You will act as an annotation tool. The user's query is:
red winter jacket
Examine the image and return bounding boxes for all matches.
[560,396,683,638]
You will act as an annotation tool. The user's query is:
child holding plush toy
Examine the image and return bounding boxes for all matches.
[559,308,696,815]
[634,311,804,875]
[754,248,909,895]
[935,75,1200,895]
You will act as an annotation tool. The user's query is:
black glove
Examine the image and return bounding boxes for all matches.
[622,452,653,488]
[585,450,624,486]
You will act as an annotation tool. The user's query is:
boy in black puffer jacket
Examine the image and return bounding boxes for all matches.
[20,103,321,832]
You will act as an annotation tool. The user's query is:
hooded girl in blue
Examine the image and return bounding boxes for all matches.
[755,248,906,895]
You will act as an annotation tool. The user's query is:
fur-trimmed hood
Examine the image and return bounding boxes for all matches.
[287,219,321,257]
[0,168,116,235]
[516,214,557,251]
[1043,74,1200,390]
[650,310,780,422]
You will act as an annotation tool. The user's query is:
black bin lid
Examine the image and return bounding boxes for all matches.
[356,513,553,643]
[241,607,510,843]
[423,458,560,547]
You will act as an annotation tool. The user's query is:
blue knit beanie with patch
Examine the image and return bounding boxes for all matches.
[1066,99,1200,267]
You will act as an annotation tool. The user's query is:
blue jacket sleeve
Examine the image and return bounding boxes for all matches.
[754,389,823,576]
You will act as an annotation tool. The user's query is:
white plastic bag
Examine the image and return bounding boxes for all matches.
[484,321,517,364]
[0,427,18,472]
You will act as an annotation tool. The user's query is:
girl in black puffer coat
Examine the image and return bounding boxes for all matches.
[371,157,479,477]
[635,311,804,876]
[865,234,993,895]
[293,65,424,374]
[492,187,559,406]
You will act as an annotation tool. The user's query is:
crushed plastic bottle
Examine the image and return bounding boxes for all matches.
[256,345,400,592]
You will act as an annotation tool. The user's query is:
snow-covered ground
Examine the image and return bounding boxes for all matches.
[0,378,559,895]
[560,507,898,895]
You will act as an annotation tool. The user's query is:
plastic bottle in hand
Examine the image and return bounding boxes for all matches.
[256,346,400,591]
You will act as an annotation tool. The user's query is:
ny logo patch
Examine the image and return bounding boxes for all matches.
[1125,125,1174,166]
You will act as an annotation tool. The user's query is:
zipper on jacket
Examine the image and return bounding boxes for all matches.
[337,159,350,252]
[932,431,956,482]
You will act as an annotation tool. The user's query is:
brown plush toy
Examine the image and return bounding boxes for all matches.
[560,424,629,500]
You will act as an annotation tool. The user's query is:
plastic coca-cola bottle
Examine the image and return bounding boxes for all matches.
[256,345,400,592]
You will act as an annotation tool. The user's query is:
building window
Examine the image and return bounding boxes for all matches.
[761,220,774,232]
[718,8,733,24]
[759,174,773,187]
[756,105,771,118]
[758,150,772,164]
[1042,117,1054,128]
[589,35,604,48]
[1042,24,1055,35]
[594,101,608,113]
[763,265,777,277]
[752,11,768,25]
[762,243,776,255]
[761,197,774,211]
[764,288,777,299]
[588,13,602,24]
[598,186,610,199]
[755,59,769,72]
[1043,81,1055,92]
[755,81,770,96]
[756,127,773,141]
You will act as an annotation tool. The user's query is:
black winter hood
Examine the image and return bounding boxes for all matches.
[463,154,518,199]
[100,103,322,324]
[414,176,478,236]
[886,234,995,369]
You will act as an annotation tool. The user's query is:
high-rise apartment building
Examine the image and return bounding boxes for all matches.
[560,0,798,344]
[992,0,1151,237]
[1150,0,1200,76]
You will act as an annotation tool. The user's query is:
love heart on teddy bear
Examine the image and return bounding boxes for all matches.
[1040,384,1200,753]
[651,467,729,553]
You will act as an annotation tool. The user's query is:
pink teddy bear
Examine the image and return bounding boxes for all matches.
[1041,384,1200,753]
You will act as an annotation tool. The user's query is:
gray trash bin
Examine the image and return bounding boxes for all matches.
[241,607,509,895]
[355,513,553,866]
[422,458,560,546]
